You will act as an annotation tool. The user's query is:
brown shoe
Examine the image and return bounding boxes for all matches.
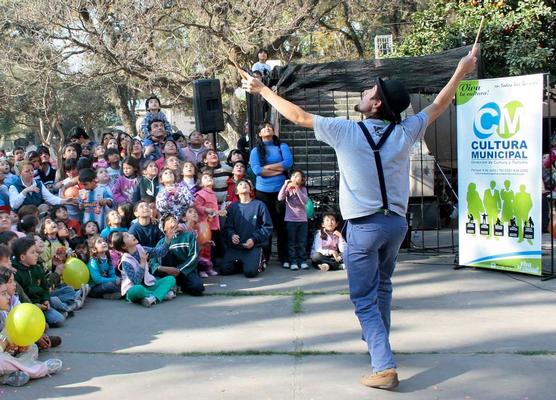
[49,335,62,348]
[360,368,399,390]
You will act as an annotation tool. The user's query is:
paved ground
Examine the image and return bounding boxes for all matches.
[4,251,556,399]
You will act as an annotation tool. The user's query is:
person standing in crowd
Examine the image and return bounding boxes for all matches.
[251,48,273,78]
[181,131,208,166]
[242,47,478,390]
[36,146,56,192]
[249,121,292,267]
[278,168,309,271]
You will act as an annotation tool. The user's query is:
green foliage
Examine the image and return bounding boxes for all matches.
[394,0,555,79]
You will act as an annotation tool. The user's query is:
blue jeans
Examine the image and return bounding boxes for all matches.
[44,307,66,327]
[89,281,120,298]
[51,285,77,302]
[50,296,72,313]
[286,221,308,265]
[51,284,78,310]
[344,212,407,372]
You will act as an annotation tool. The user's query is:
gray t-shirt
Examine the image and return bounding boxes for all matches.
[313,113,428,220]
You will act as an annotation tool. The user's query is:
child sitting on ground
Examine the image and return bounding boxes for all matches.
[150,215,204,296]
[111,229,177,307]
[35,230,87,314]
[100,210,127,240]
[0,248,61,352]
[12,238,66,327]
[310,213,346,272]
[87,235,121,299]
[0,271,63,387]
[128,200,164,248]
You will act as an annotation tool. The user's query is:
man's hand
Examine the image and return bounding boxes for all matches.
[242,239,255,249]
[231,234,240,245]
[457,45,478,77]
[241,75,266,95]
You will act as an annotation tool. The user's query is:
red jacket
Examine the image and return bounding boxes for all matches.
[194,188,220,230]
[225,177,255,206]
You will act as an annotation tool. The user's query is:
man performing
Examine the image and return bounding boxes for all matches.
[242,47,477,390]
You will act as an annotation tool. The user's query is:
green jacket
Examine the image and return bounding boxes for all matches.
[13,258,50,304]
[150,231,199,277]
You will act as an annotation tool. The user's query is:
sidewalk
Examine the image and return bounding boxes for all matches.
[4,254,556,399]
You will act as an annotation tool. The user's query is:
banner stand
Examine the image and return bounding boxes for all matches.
[455,73,554,280]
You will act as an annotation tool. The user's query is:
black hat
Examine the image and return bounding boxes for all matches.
[375,78,411,123]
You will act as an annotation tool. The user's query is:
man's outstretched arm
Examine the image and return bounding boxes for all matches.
[243,79,315,129]
[422,46,478,126]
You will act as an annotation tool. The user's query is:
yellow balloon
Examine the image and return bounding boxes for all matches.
[63,257,90,290]
[6,303,46,346]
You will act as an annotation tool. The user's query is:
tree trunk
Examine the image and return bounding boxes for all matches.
[110,84,137,136]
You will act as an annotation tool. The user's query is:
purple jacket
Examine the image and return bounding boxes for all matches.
[112,175,138,205]
[278,184,308,222]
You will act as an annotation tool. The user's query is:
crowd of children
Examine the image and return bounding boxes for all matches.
[0,102,347,387]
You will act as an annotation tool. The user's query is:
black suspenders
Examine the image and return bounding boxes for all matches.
[357,121,396,214]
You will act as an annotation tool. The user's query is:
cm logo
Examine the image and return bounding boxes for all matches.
[473,101,524,139]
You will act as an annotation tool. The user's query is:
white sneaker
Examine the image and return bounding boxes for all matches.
[340,263,346,270]
[81,283,91,297]
[141,295,156,308]
[282,262,290,269]
[46,359,63,375]
[300,263,310,270]
[164,290,176,301]
[290,264,299,271]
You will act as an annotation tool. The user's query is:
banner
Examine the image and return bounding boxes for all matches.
[456,74,544,275]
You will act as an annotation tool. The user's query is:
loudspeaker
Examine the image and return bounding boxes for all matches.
[193,79,225,133]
